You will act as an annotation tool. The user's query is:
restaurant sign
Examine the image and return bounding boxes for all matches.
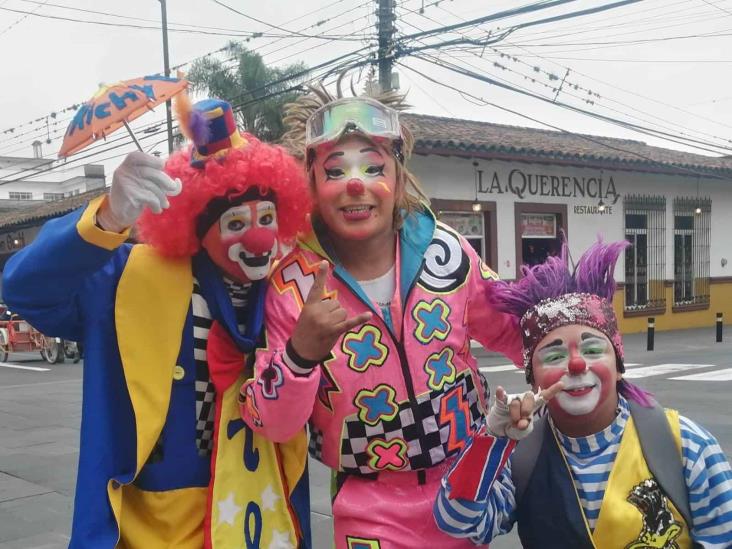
[478,168,620,205]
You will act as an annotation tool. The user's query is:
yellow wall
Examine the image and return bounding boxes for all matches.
[615,281,732,333]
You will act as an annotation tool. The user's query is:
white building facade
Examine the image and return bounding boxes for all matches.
[0,156,105,202]
[404,114,732,333]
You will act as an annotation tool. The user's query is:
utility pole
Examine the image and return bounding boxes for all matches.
[376,0,396,93]
[159,0,174,155]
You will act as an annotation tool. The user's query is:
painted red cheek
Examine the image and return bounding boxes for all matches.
[536,368,564,388]
[347,179,365,196]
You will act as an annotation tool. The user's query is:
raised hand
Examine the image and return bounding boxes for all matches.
[485,381,564,440]
[290,261,372,362]
[96,151,182,232]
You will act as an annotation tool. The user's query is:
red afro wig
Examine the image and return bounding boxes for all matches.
[137,133,311,257]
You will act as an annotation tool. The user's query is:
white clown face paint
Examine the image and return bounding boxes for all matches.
[312,135,396,243]
[554,371,602,416]
[532,324,620,437]
[202,200,279,283]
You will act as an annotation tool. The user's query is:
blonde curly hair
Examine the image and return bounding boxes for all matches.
[280,81,428,228]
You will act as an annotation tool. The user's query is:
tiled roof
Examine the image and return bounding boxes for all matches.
[402,113,732,177]
[0,188,106,231]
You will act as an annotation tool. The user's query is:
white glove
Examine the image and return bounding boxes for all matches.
[486,388,546,441]
[96,151,181,232]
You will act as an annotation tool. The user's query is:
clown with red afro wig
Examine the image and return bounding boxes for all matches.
[0,94,314,548]
[137,96,310,283]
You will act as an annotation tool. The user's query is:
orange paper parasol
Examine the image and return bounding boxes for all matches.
[59,75,188,158]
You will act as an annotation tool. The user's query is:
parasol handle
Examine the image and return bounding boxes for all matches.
[122,119,144,153]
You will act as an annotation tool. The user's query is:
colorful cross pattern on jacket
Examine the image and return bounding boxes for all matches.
[342,325,389,373]
[412,299,452,343]
[340,371,484,474]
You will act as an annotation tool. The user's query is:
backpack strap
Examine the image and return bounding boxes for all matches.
[628,399,693,530]
[512,414,548,504]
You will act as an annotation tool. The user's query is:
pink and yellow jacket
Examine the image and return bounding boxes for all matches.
[240,207,523,474]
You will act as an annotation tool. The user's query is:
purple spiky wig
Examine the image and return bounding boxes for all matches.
[490,238,653,406]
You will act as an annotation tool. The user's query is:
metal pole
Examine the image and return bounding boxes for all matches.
[159,0,174,155]
[377,0,395,92]
[647,317,655,351]
[716,312,723,343]
[122,120,144,152]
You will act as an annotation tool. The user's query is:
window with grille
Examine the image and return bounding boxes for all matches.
[43,192,64,201]
[8,191,32,200]
[673,197,710,308]
[624,195,666,311]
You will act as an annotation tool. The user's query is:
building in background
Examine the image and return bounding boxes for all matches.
[0,153,105,202]
[404,113,732,333]
[0,149,107,300]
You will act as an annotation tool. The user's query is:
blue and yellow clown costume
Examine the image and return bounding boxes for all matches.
[2,99,312,549]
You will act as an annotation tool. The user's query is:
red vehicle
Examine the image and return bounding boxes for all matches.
[0,310,66,363]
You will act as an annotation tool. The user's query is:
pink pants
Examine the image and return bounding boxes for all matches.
[332,461,478,549]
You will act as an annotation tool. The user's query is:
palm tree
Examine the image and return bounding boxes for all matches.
[187,42,307,142]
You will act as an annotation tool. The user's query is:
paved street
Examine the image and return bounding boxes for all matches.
[1,326,731,549]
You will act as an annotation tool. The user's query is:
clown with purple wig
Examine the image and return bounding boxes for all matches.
[433,239,732,549]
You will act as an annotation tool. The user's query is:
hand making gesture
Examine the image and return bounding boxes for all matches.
[290,261,372,362]
[485,381,565,440]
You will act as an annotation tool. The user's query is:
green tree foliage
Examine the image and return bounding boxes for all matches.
[187,42,306,142]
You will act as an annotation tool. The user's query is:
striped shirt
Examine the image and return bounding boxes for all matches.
[191,277,250,456]
[434,396,732,548]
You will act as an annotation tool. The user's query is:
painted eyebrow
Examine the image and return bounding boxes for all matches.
[537,339,564,352]
[324,152,344,162]
[359,147,381,154]
[580,332,604,341]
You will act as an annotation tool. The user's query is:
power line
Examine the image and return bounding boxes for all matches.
[697,0,732,17]
[13,0,291,34]
[209,0,363,40]
[499,39,732,133]
[0,51,369,183]
[416,3,732,139]
[0,1,372,145]
[499,55,732,63]
[502,0,722,43]
[397,59,730,180]
[414,52,732,155]
[451,47,732,148]
[502,28,732,50]
[0,0,48,37]
[397,0,732,150]
[0,5,284,37]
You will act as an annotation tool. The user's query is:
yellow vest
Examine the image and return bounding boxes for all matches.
[557,409,692,549]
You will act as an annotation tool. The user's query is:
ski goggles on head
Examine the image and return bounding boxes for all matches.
[305,97,402,150]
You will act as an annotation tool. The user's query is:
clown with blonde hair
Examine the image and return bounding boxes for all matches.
[3,97,312,548]
[238,85,523,547]
[434,239,732,548]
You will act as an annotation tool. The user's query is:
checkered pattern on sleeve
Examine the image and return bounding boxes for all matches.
[192,280,216,456]
[338,371,484,474]
[308,424,325,461]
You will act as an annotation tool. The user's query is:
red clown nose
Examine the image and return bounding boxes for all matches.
[346,179,365,196]
[240,227,276,255]
[568,356,587,375]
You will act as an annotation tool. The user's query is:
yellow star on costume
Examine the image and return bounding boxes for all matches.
[217,492,241,526]
[268,529,294,549]
[261,483,281,511]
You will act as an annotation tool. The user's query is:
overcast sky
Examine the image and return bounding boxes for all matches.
[1,0,730,180]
